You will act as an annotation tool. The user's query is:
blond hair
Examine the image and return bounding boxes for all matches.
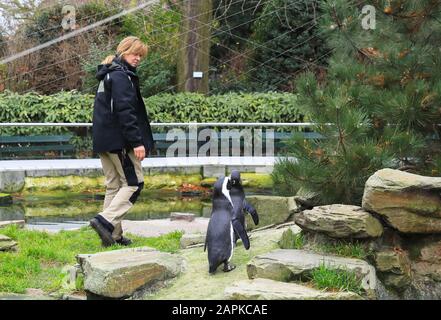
[101,36,149,64]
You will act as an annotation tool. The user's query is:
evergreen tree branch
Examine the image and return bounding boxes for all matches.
[330,4,373,62]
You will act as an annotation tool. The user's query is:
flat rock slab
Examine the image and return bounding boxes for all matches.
[170,212,195,222]
[180,233,206,249]
[224,279,362,300]
[295,204,383,238]
[0,220,25,229]
[0,234,18,251]
[78,247,185,298]
[122,218,209,238]
[247,249,376,292]
[362,168,441,233]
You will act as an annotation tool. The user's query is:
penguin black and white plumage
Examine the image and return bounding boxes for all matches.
[229,170,259,244]
[204,176,250,274]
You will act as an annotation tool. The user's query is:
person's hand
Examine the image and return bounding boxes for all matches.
[133,145,145,161]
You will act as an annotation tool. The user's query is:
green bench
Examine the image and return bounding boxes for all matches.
[0,135,75,159]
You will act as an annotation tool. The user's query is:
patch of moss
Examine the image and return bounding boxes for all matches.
[241,173,273,189]
[22,174,204,194]
[24,176,105,194]
[20,173,272,195]
[143,174,202,190]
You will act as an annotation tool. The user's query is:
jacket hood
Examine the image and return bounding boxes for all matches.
[95,56,137,81]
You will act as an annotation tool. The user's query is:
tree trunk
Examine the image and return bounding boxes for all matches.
[177,0,212,94]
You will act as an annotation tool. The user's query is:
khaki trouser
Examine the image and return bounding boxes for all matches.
[98,149,144,240]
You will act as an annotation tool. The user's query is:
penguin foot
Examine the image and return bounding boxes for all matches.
[223,263,236,272]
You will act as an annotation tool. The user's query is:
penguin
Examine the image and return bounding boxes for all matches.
[204,176,250,274]
[229,170,259,244]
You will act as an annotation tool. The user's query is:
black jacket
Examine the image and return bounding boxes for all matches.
[92,56,155,154]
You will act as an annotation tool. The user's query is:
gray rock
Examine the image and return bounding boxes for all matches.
[362,168,441,233]
[0,171,25,193]
[374,248,412,291]
[287,197,301,215]
[246,196,292,230]
[247,249,377,292]
[294,187,320,208]
[402,276,441,300]
[235,225,302,250]
[224,278,362,300]
[295,204,384,238]
[0,234,18,252]
[180,233,206,249]
[410,236,441,282]
[78,247,185,298]
[170,212,195,222]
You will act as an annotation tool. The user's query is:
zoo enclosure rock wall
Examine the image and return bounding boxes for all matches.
[0,164,274,194]
[292,168,441,299]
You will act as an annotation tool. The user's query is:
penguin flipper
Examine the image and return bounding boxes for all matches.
[243,199,259,225]
[232,219,250,250]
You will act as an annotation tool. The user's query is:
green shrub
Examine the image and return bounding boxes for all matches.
[0,90,94,137]
[146,92,304,123]
[0,90,304,126]
[0,90,305,157]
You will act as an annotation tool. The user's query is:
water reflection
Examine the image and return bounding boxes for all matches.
[1,188,274,227]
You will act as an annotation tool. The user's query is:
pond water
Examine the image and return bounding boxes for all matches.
[0,188,274,232]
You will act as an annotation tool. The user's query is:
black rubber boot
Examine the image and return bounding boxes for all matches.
[90,217,115,247]
[116,236,132,246]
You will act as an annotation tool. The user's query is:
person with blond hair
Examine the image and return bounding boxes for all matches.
[89,36,155,247]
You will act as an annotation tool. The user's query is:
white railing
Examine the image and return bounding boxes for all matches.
[0,122,327,128]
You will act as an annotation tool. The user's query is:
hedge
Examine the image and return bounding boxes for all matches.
[0,90,305,131]
[0,90,306,157]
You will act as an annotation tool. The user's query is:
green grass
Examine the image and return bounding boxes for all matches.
[309,263,363,295]
[0,225,182,294]
[316,241,369,260]
[278,231,370,260]
[278,229,304,249]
